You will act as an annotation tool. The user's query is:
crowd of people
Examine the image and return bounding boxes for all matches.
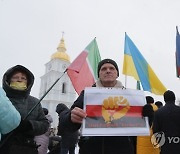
[0,59,180,154]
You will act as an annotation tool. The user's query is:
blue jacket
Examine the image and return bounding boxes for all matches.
[0,87,21,140]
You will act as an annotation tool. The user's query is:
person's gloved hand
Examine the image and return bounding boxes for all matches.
[15,119,32,132]
[102,96,130,123]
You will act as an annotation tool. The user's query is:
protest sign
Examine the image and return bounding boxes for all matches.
[81,87,150,136]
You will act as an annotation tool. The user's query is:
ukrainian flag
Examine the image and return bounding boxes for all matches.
[123,33,167,95]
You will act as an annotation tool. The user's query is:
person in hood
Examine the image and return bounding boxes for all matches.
[0,65,49,154]
[59,59,136,154]
[56,103,79,154]
[153,90,180,154]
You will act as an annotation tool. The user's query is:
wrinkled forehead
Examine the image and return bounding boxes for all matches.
[100,63,116,69]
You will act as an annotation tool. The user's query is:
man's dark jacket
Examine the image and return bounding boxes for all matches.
[60,88,135,154]
[153,103,180,154]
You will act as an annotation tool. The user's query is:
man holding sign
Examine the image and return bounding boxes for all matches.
[60,59,142,154]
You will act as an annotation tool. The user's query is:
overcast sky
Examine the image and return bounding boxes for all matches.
[0,0,180,104]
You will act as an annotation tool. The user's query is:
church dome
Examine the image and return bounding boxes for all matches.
[51,37,70,62]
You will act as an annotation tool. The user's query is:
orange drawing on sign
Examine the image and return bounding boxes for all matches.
[102,96,130,123]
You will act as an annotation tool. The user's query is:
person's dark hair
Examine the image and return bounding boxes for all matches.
[43,108,48,115]
[164,90,176,103]
[97,59,119,77]
[155,101,163,108]
[146,96,154,104]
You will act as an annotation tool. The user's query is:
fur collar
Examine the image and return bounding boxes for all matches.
[95,80,124,88]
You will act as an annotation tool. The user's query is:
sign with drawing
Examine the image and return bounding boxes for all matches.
[81,87,150,136]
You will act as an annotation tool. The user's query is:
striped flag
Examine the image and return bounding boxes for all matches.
[67,38,101,95]
[176,26,180,78]
[122,33,167,95]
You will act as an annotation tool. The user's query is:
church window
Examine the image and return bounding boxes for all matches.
[62,82,66,93]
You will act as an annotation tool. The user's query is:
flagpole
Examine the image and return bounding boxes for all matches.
[176,26,179,34]
[124,32,127,88]
[25,70,67,120]
[124,75,127,88]
[0,70,67,148]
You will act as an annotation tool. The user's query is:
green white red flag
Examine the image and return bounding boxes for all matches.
[67,38,101,95]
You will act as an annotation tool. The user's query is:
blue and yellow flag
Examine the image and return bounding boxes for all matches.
[122,33,167,95]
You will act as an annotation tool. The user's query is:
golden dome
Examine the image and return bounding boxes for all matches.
[51,37,70,62]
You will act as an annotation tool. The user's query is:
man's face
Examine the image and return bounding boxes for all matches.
[99,63,118,84]
[10,72,27,84]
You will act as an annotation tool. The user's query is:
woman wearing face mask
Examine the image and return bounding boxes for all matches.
[0,65,49,154]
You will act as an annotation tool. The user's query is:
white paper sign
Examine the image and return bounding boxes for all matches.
[81,87,150,136]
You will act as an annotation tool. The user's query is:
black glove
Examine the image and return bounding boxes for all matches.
[15,119,32,132]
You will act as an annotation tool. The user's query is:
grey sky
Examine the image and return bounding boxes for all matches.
[0,0,180,104]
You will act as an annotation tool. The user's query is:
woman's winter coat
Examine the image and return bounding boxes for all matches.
[0,65,49,154]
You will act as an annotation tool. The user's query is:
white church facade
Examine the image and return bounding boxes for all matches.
[39,36,77,129]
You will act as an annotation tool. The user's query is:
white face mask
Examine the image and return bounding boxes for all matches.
[10,81,27,90]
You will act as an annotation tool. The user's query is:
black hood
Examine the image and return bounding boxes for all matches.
[2,65,34,98]
[56,103,69,114]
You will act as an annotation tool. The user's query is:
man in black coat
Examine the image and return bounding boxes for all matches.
[153,90,180,154]
[59,59,136,154]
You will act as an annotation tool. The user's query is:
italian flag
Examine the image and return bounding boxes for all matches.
[67,38,101,95]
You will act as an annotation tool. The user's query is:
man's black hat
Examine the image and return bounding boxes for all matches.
[97,59,119,77]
